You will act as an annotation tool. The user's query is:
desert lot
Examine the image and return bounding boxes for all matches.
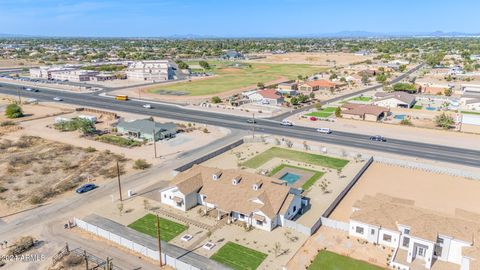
[248,52,373,66]
[331,162,480,222]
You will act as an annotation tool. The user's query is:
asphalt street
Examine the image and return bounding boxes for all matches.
[0,77,479,167]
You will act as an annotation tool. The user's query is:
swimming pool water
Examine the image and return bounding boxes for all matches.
[280,172,301,185]
[394,115,405,120]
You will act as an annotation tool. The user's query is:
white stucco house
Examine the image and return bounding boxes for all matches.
[348,194,480,270]
[373,92,416,108]
[159,165,305,231]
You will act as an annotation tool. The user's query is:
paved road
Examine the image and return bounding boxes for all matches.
[0,78,479,167]
[272,63,425,120]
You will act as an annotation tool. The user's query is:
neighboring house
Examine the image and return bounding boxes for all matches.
[461,84,480,95]
[422,86,448,95]
[460,94,480,111]
[460,114,480,134]
[116,118,177,141]
[354,50,370,56]
[125,60,175,82]
[246,89,284,105]
[341,103,389,121]
[298,80,338,92]
[348,194,480,270]
[160,165,305,232]
[277,82,298,96]
[373,92,416,108]
[221,50,244,60]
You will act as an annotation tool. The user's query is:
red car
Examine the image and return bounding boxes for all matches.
[309,116,317,121]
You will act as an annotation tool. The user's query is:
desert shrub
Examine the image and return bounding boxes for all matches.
[84,146,97,153]
[7,236,34,256]
[54,118,95,134]
[0,186,7,193]
[0,121,16,126]
[133,159,151,170]
[63,254,83,267]
[95,134,142,147]
[29,195,43,205]
[99,165,125,178]
[5,104,23,119]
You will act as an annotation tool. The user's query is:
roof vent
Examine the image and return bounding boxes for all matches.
[252,181,263,191]
[232,176,242,186]
[212,171,222,181]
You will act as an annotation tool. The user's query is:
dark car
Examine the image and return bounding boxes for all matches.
[369,135,387,142]
[76,183,97,194]
[246,119,257,124]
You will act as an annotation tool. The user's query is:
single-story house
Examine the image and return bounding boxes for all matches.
[348,194,480,270]
[373,92,416,108]
[160,165,305,231]
[460,114,480,134]
[247,89,284,105]
[299,80,338,92]
[341,103,389,121]
[116,118,177,141]
[460,94,480,111]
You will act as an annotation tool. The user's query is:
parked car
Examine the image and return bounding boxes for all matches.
[246,119,256,124]
[53,97,63,101]
[316,128,332,134]
[309,116,317,121]
[281,120,293,126]
[142,104,152,109]
[370,135,387,142]
[76,183,97,194]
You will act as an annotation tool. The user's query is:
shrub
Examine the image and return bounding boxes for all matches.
[5,104,23,119]
[133,159,151,170]
[0,186,7,193]
[84,146,97,153]
[0,121,15,126]
[95,135,142,147]
[54,118,95,134]
[211,96,221,104]
[7,236,34,256]
[434,113,454,129]
[400,119,413,126]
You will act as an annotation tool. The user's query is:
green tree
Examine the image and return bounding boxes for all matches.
[5,104,23,119]
[335,107,342,117]
[199,60,210,70]
[434,113,454,129]
[176,61,189,69]
[399,64,407,72]
[444,88,453,96]
[211,96,221,103]
[290,97,299,105]
[257,82,265,89]
[375,73,387,83]
[361,74,370,85]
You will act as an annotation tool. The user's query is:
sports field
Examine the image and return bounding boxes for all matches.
[148,61,325,96]
[127,214,187,242]
[211,242,267,270]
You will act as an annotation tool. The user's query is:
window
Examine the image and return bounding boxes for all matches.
[437,237,444,245]
[402,237,410,247]
[370,229,375,235]
[404,228,410,235]
[293,206,297,212]
[256,220,263,225]
[355,226,364,234]
[418,247,426,257]
[239,214,245,219]
[382,234,392,242]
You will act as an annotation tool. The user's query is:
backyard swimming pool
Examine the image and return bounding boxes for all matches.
[425,107,437,111]
[280,172,301,185]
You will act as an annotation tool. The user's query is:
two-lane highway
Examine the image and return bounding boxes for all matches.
[0,83,479,167]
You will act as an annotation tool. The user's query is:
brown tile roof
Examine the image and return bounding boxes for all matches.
[350,194,480,243]
[303,80,336,88]
[422,86,447,95]
[341,103,389,117]
[170,165,294,219]
[259,89,282,99]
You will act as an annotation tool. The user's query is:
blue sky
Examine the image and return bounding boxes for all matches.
[0,0,479,37]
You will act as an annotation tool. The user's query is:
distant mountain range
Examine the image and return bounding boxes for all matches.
[1,31,480,39]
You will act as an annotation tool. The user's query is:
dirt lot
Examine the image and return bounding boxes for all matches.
[248,52,373,66]
[330,162,480,222]
[0,59,39,68]
[0,136,130,217]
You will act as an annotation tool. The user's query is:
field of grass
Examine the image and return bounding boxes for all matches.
[461,110,480,115]
[211,242,267,270]
[269,164,325,190]
[306,107,336,118]
[243,147,348,170]
[149,61,325,96]
[128,214,187,242]
[413,105,423,110]
[349,96,372,102]
[308,250,383,270]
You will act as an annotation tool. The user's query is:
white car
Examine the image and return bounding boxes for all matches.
[281,120,293,126]
[316,128,332,134]
[53,97,63,101]
[142,104,152,109]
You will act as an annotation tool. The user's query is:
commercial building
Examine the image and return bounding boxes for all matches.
[160,165,305,232]
[125,60,175,82]
[29,66,78,80]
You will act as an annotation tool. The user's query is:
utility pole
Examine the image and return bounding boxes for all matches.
[116,161,123,201]
[252,112,255,139]
[16,88,21,104]
[156,214,163,267]
[152,129,157,158]
[84,250,89,270]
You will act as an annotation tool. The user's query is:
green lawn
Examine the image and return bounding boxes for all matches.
[95,134,142,147]
[149,61,326,96]
[308,250,384,270]
[127,214,187,242]
[349,96,372,102]
[461,110,480,115]
[269,164,325,190]
[242,147,348,170]
[211,242,267,270]
[413,105,423,110]
[306,107,336,118]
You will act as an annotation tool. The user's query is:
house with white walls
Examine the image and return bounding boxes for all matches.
[159,165,305,231]
[348,194,480,270]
